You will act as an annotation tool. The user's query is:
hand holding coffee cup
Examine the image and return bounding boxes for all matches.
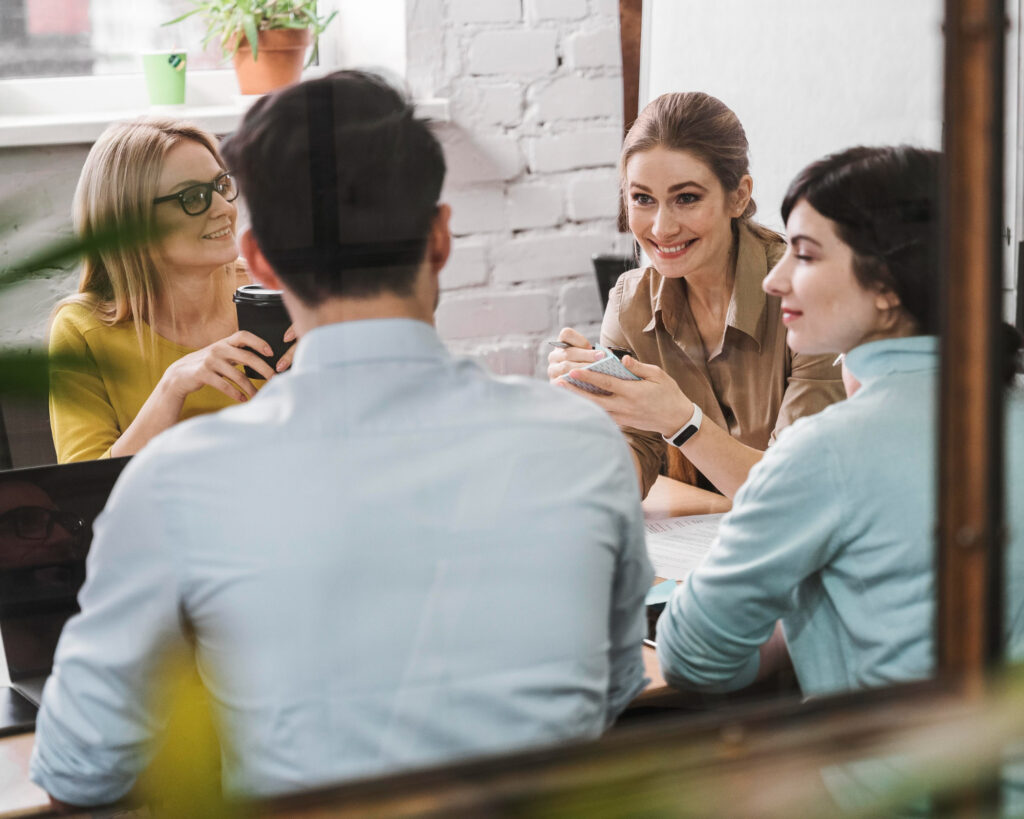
[233,284,295,378]
[162,330,276,403]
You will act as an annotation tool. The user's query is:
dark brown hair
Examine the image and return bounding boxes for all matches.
[781,145,940,335]
[222,70,445,304]
[782,145,1022,384]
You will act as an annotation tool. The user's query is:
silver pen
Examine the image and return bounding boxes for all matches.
[548,340,634,361]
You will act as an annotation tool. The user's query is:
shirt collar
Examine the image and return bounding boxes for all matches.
[291,318,449,372]
[643,223,769,347]
[727,223,769,343]
[844,335,939,382]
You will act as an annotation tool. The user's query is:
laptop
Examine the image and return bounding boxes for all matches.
[0,457,130,736]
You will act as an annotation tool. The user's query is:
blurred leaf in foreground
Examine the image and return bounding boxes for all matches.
[0,216,161,292]
[0,350,124,401]
[0,202,162,400]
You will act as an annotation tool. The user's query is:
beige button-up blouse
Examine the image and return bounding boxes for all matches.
[600,222,845,498]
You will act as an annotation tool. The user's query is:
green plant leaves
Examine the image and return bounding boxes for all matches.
[0,216,156,400]
[162,0,337,62]
[0,218,159,292]
[243,15,260,60]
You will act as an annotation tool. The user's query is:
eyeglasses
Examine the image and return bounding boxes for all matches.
[0,506,85,542]
[152,172,238,216]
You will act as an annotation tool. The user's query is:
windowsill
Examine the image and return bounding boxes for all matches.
[0,70,449,148]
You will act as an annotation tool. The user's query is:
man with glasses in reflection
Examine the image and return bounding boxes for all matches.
[0,481,86,676]
[29,70,653,808]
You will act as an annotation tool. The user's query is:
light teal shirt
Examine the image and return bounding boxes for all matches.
[657,335,1024,696]
[31,318,653,805]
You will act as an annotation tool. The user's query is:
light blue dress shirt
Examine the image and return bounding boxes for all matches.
[657,335,1024,696]
[31,318,653,805]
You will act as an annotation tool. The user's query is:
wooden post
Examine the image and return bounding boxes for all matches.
[938,0,1006,690]
[618,0,643,137]
[617,0,643,233]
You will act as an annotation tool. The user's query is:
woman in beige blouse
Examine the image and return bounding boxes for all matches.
[548,92,843,499]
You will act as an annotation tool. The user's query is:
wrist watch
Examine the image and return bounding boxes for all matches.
[662,403,703,448]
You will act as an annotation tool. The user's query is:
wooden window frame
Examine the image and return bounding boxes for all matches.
[255,1,1016,813]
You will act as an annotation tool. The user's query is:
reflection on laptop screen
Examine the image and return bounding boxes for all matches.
[0,458,130,684]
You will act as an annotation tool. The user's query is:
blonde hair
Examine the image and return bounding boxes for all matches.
[620,92,780,245]
[57,117,232,343]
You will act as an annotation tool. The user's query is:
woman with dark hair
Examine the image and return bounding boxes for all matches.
[656,145,1024,697]
[548,92,844,499]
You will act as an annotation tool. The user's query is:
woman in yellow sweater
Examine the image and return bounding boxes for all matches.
[49,118,291,462]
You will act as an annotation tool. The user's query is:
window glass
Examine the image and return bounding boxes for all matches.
[0,0,224,79]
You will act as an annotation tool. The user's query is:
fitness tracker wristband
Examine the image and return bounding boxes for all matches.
[662,403,703,448]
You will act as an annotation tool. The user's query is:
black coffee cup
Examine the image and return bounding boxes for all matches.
[233,284,291,379]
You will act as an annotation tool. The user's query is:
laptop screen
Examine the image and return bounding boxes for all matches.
[0,457,130,682]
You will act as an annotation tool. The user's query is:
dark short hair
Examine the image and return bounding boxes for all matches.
[781,145,941,334]
[222,70,446,304]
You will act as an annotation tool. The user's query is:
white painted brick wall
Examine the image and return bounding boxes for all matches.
[492,232,610,283]
[532,76,622,121]
[565,27,621,69]
[452,81,524,126]
[587,0,620,17]
[449,0,522,24]
[567,170,621,221]
[526,128,623,174]
[435,290,552,339]
[440,129,526,184]
[469,341,539,376]
[559,280,604,327]
[0,0,628,388]
[446,187,508,235]
[409,0,626,376]
[506,182,564,230]
[466,29,559,76]
[526,0,588,22]
[442,238,490,290]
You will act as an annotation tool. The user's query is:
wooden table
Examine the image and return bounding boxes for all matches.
[0,733,46,817]
[0,475,718,817]
[634,476,729,703]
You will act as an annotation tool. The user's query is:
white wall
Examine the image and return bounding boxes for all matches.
[323,0,406,80]
[643,0,945,233]
[407,0,630,374]
[4,0,1018,363]
[0,0,629,382]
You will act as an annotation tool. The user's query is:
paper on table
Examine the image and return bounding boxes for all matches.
[643,513,723,581]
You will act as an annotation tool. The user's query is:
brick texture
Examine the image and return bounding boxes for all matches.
[532,76,622,121]
[435,291,552,339]
[466,29,558,76]
[526,129,623,173]
[507,182,564,230]
[492,232,613,283]
[449,0,522,24]
[564,26,622,69]
[403,0,628,376]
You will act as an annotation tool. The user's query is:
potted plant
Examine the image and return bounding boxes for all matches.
[164,0,338,95]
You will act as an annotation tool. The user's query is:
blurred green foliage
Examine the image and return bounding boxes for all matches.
[0,201,155,400]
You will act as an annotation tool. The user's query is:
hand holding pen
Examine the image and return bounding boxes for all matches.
[545,327,606,382]
[546,326,699,440]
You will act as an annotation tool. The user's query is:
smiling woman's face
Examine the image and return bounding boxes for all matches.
[153,139,238,277]
[764,198,898,355]
[625,146,748,282]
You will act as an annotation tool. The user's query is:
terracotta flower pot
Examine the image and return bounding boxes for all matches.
[231,28,312,95]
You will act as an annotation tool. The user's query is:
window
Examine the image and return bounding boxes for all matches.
[0,0,225,80]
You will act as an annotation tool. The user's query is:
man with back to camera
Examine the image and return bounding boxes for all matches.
[29,70,653,807]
